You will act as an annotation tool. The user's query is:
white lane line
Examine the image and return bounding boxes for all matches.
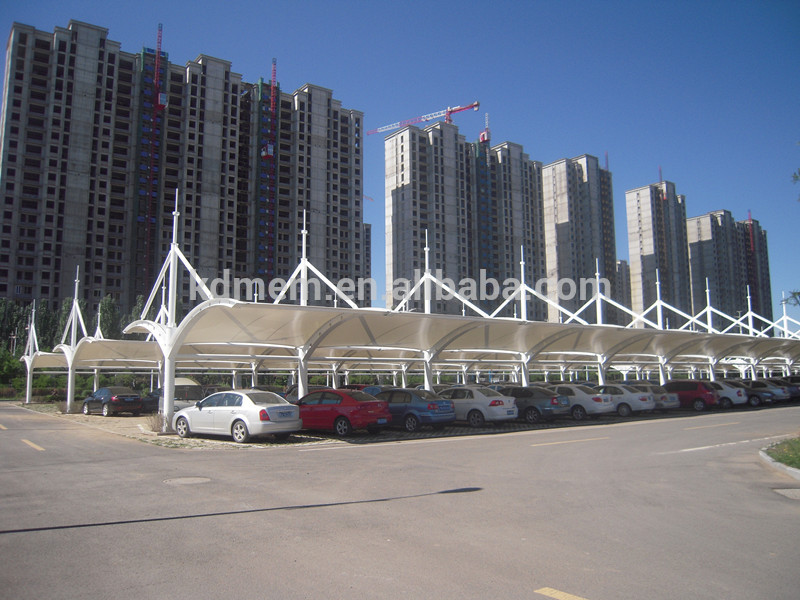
[530,436,609,447]
[684,422,740,430]
[657,434,790,455]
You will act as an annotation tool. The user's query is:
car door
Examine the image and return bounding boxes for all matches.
[319,392,343,429]
[90,388,109,411]
[193,393,224,433]
[297,392,324,429]
[211,392,243,434]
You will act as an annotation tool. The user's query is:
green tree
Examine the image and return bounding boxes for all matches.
[96,295,122,339]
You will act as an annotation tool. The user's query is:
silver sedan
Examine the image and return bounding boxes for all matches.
[173,389,302,443]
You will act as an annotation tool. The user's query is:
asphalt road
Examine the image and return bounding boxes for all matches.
[1,402,799,600]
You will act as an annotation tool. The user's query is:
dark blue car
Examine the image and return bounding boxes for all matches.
[375,388,456,433]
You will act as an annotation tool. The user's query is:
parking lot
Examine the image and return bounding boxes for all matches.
[2,401,799,600]
[22,398,792,449]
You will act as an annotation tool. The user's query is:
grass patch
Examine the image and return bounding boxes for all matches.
[767,437,800,470]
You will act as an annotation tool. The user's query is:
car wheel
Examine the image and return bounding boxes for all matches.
[524,406,541,424]
[334,417,352,437]
[720,397,733,410]
[231,420,250,443]
[102,403,111,417]
[571,405,587,421]
[175,416,190,438]
[403,414,420,433]
[467,409,485,428]
[748,395,761,407]
[82,403,90,415]
[617,403,632,417]
[692,398,705,412]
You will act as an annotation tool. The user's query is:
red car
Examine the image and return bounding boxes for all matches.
[297,389,391,436]
[663,380,720,411]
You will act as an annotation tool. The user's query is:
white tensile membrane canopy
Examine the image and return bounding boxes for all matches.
[21,203,800,430]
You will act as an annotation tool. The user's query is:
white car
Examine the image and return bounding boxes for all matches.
[173,389,302,443]
[707,381,747,408]
[630,384,681,411]
[545,384,615,421]
[598,384,656,416]
[437,386,518,427]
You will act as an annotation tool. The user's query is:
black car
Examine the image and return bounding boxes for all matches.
[498,385,571,423]
[82,387,142,416]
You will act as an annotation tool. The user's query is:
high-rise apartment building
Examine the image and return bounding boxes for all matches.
[541,155,616,322]
[625,181,691,322]
[384,122,545,316]
[0,20,369,314]
[686,210,773,329]
[686,210,746,322]
[737,216,772,323]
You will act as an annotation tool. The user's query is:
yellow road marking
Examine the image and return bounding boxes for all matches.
[0,424,7,430]
[684,422,739,430]
[535,587,591,600]
[21,439,45,451]
[530,436,609,447]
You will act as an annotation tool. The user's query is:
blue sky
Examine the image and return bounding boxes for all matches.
[2,0,799,322]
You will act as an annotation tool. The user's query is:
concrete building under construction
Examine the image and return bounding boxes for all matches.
[0,20,370,314]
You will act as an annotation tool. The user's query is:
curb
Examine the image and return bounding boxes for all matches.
[759,449,800,482]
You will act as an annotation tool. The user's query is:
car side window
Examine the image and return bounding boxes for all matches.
[463,390,473,399]
[300,392,323,406]
[222,393,241,407]
[321,392,341,405]
[201,393,224,408]
[394,392,411,404]
[556,387,572,396]
[438,389,454,399]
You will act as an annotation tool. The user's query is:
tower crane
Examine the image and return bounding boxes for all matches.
[367,100,479,135]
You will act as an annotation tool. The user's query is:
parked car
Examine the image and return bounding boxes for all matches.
[437,386,518,427]
[141,377,205,413]
[764,378,800,400]
[740,379,790,402]
[629,384,680,411]
[172,389,301,443]
[724,380,775,407]
[82,387,142,417]
[543,384,615,421]
[706,381,747,409]
[297,389,391,436]
[663,380,720,411]
[497,385,570,424]
[374,388,456,432]
[597,384,656,417]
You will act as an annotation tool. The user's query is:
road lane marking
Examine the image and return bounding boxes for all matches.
[530,436,609,447]
[0,424,7,430]
[21,439,45,451]
[535,587,590,600]
[684,422,740,430]
[656,434,790,455]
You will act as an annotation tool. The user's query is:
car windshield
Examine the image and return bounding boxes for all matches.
[349,391,379,402]
[708,383,722,390]
[414,389,440,400]
[476,387,501,397]
[649,386,667,393]
[248,391,290,405]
